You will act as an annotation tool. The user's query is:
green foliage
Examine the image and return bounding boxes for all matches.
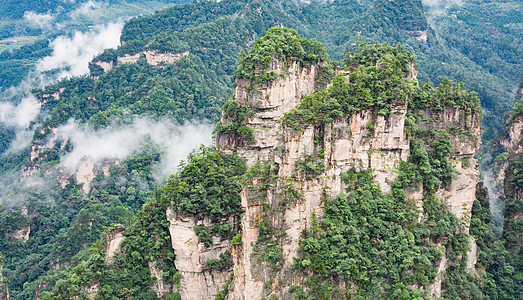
[207,250,233,271]
[292,130,474,298]
[214,274,233,300]
[230,234,242,246]
[1,0,521,298]
[283,43,480,131]
[411,78,481,113]
[373,0,428,31]
[39,181,182,299]
[283,43,417,128]
[214,98,255,144]
[0,183,132,299]
[194,223,235,248]
[293,168,442,298]
[343,42,415,77]
[502,154,523,252]
[234,27,328,84]
[0,143,163,298]
[408,133,454,193]
[195,225,213,248]
[296,153,326,180]
[160,146,246,221]
[255,217,284,273]
[466,184,523,299]
[2,0,519,141]
[510,75,523,120]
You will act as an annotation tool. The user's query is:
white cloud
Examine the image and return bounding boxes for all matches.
[422,0,464,8]
[0,95,42,152]
[24,11,55,30]
[36,22,123,80]
[0,22,123,152]
[71,0,104,18]
[55,118,214,180]
[0,95,41,129]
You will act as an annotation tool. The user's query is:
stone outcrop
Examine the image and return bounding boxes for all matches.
[222,57,478,298]
[406,30,428,42]
[94,61,114,73]
[11,226,30,243]
[506,115,523,156]
[75,157,118,196]
[117,53,141,64]
[166,208,232,299]
[502,113,523,252]
[29,127,67,164]
[489,112,522,192]
[105,225,125,265]
[117,50,189,66]
[76,157,96,196]
[40,87,65,104]
[148,260,177,298]
[166,52,482,298]
[217,58,482,299]
[418,108,482,222]
[6,206,30,243]
[0,260,9,300]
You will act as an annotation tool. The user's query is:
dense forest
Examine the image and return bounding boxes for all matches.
[0,0,521,299]
[32,29,522,299]
[0,0,192,91]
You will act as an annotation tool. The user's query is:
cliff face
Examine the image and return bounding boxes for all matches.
[505,115,523,156]
[501,112,523,252]
[0,261,8,300]
[166,52,481,298]
[166,208,232,299]
[418,108,481,222]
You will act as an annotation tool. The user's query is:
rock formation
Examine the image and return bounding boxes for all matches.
[167,48,481,298]
[0,260,9,300]
[166,208,232,299]
[105,225,126,265]
[501,112,523,252]
[115,50,189,67]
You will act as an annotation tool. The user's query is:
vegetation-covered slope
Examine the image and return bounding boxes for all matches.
[2,0,521,137]
[36,30,521,300]
[0,0,192,90]
[0,0,521,299]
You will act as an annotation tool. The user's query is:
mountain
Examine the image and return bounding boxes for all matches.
[0,0,191,92]
[0,0,521,299]
[30,28,520,299]
[1,0,519,146]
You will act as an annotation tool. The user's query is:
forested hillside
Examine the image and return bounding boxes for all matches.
[0,0,191,91]
[33,28,522,300]
[0,0,521,299]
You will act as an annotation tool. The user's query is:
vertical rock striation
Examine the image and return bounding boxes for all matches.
[167,33,482,299]
[0,261,9,300]
[166,208,233,299]
[215,58,481,298]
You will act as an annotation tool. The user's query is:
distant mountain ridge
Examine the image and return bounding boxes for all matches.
[0,0,521,299]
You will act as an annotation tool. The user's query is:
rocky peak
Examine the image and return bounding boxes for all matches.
[168,33,482,299]
[0,259,9,300]
[218,44,479,298]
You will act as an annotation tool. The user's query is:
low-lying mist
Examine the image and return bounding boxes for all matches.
[0,22,124,153]
[56,117,214,181]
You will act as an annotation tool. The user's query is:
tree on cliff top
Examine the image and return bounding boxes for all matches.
[234,27,328,81]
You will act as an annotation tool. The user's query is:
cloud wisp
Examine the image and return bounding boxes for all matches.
[70,0,105,19]
[24,11,56,30]
[0,95,42,152]
[0,22,123,151]
[422,0,464,8]
[0,95,41,129]
[36,22,123,80]
[55,118,214,180]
